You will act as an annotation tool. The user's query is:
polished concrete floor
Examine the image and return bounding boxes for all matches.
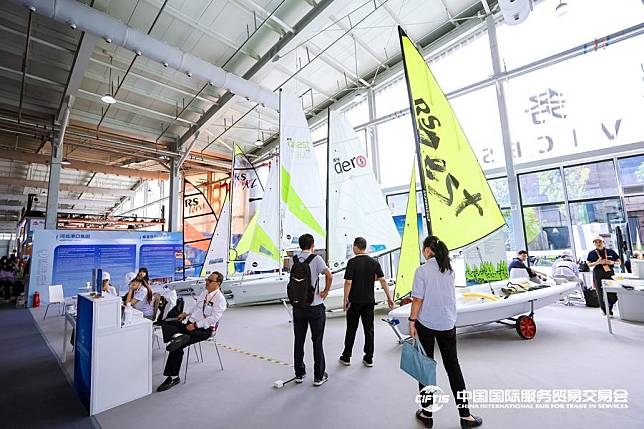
[32,300,644,429]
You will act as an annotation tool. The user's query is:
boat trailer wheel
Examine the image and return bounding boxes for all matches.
[516,315,536,339]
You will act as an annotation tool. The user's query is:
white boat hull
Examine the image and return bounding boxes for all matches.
[324,280,394,311]
[223,271,346,305]
[387,280,578,336]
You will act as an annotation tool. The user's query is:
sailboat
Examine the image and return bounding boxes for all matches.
[322,108,401,310]
[225,106,402,306]
[223,91,333,305]
[386,27,577,340]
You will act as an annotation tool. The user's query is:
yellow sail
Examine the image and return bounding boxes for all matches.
[394,167,421,301]
[399,28,505,250]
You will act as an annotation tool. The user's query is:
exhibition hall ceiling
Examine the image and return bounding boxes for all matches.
[0,0,489,224]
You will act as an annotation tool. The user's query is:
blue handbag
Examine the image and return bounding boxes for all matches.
[400,338,437,387]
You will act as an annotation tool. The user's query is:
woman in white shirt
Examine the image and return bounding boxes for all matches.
[409,236,482,429]
[125,278,154,318]
[101,272,118,296]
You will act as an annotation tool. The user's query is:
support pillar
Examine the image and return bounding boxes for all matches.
[45,95,72,229]
[486,14,526,250]
[167,154,180,232]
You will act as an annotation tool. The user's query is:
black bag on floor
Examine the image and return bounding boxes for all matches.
[287,254,316,308]
[583,288,600,307]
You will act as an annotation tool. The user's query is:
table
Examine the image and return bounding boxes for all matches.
[601,279,644,334]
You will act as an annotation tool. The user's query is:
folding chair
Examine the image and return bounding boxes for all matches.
[43,285,65,319]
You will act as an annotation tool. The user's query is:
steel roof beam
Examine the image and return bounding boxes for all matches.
[178,0,335,147]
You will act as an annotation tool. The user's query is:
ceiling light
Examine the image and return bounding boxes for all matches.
[101,94,116,104]
[61,158,71,165]
[555,1,569,16]
[254,138,263,147]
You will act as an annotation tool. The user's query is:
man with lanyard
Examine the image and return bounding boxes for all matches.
[157,271,227,392]
[340,237,394,368]
[586,236,621,316]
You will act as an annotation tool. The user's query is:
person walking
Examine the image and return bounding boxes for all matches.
[290,234,332,386]
[339,237,394,367]
[409,236,482,428]
[586,235,621,315]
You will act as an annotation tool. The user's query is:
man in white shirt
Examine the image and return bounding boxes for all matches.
[552,250,579,280]
[157,271,227,392]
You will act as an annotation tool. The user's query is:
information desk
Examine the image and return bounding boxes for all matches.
[74,293,152,415]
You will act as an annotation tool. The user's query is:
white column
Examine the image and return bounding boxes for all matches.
[486,15,526,250]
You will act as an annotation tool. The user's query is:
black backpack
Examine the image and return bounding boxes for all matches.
[287,254,317,308]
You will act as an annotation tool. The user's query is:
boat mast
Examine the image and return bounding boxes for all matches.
[226,145,235,280]
[325,108,331,265]
[278,89,283,277]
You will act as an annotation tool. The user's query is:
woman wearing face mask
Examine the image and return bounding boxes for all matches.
[125,278,154,318]
[409,236,482,429]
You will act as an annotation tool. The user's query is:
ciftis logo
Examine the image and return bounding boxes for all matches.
[415,385,450,413]
[333,155,367,174]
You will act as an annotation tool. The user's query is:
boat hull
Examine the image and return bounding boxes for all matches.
[388,280,578,336]
[223,271,346,305]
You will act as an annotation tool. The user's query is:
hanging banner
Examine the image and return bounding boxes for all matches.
[183,179,220,278]
[399,27,505,250]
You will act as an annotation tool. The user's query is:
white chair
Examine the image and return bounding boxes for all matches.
[184,322,223,383]
[509,268,530,280]
[43,285,65,319]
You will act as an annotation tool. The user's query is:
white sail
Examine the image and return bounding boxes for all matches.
[279,93,326,250]
[243,158,281,272]
[327,109,401,271]
[201,193,231,276]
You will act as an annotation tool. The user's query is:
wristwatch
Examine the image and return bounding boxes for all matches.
[408,318,417,322]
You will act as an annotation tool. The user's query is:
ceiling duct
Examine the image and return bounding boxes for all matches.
[9,0,279,110]
[498,0,531,25]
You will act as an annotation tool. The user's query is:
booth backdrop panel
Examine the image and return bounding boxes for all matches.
[28,230,183,305]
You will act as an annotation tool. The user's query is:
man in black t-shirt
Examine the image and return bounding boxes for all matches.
[586,235,621,315]
[340,237,394,367]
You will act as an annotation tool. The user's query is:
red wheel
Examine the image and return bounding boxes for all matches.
[516,315,536,339]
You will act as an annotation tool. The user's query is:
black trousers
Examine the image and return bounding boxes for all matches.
[416,322,470,418]
[162,320,212,377]
[293,304,326,379]
[342,302,374,360]
[593,269,617,313]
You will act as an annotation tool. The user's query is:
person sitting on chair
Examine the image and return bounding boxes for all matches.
[552,250,579,281]
[157,271,227,392]
[508,250,547,283]
[125,278,154,318]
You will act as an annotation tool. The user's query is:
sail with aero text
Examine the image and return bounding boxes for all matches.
[394,167,421,301]
[182,179,219,278]
[399,27,505,250]
[242,158,281,272]
[327,109,400,271]
[280,92,326,250]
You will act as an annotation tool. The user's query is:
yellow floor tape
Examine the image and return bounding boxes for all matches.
[216,342,294,367]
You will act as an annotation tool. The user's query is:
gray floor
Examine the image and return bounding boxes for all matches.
[32,302,644,429]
